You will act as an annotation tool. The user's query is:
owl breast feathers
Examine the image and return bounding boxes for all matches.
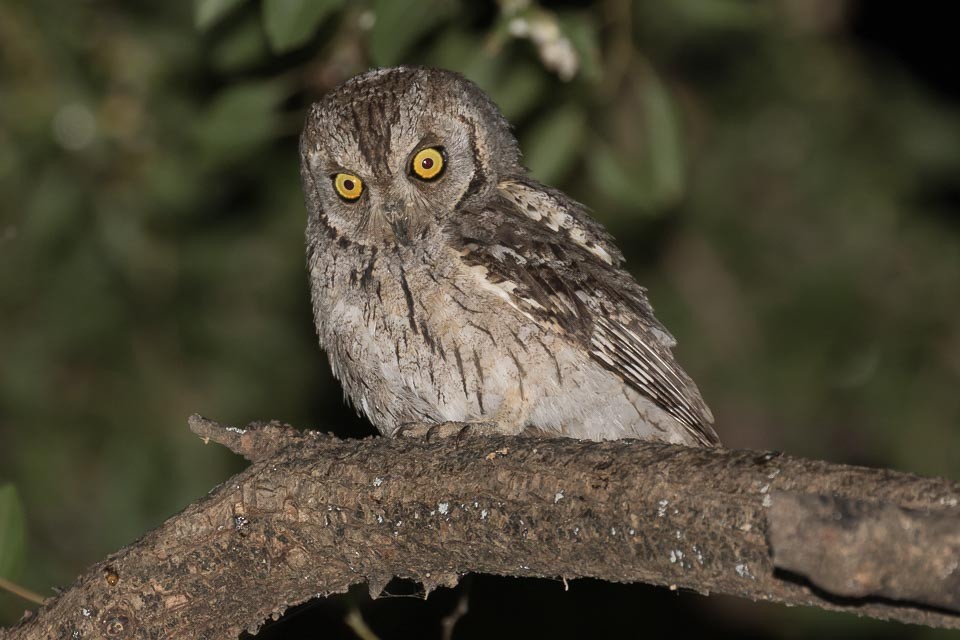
[300,66,719,447]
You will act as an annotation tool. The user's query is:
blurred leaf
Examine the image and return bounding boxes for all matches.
[589,141,656,211]
[426,29,496,84]
[0,484,26,580]
[639,73,685,205]
[370,0,456,66]
[488,61,547,122]
[558,12,602,83]
[193,80,289,162]
[521,104,586,184]
[589,74,685,213]
[262,0,343,53]
[676,0,769,28]
[195,0,247,31]
[426,30,546,122]
[212,14,268,72]
[643,0,768,31]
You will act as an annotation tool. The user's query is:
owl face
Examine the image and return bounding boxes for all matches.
[301,67,521,248]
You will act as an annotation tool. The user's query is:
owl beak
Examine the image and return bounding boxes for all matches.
[383,200,411,244]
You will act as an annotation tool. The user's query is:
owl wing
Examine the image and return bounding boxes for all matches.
[447,178,719,446]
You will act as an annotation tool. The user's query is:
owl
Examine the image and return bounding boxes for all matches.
[300,66,719,447]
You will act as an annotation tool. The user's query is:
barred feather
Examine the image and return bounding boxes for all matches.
[449,178,719,446]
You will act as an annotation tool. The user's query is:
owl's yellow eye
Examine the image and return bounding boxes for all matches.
[333,173,363,201]
[411,147,445,180]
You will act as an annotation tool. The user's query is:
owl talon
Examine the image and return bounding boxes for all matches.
[396,423,434,439]
[459,422,499,437]
[397,421,501,441]
[396,422,460,440]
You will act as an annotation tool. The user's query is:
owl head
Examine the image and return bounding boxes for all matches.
[300,67,521,247]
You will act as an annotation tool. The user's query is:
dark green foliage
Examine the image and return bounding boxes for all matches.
[0,486,26,583]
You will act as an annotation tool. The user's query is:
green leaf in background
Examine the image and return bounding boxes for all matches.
[588,74,685,214]
[488,61,548,122]
[0,484,26,580]
[212,14,269,72]
[558,12,602,83]
[669,0,768,30]
[521,104,586,184]
[195,0,248,31]
[193,80,290,163]
[639,73,685,206]
[370,0,456,67]
[426,30,546,122]
[262,0,344,53]
[589,141,656,212]
[426,29,498,89]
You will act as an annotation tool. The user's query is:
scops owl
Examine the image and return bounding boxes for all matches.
[300,66,719,447]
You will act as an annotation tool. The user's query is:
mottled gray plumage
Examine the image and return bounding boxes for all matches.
[300,66,719,446]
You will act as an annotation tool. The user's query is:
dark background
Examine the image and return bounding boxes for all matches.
[1,0,958,637]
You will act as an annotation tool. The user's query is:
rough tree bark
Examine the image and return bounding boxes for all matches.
[2,416,958,639]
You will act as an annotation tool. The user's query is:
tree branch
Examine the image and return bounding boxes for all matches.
[3,416,958,639]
